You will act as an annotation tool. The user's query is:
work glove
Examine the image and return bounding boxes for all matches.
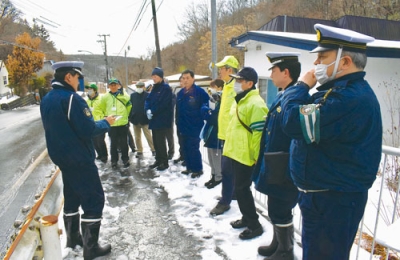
[146,109,153,120]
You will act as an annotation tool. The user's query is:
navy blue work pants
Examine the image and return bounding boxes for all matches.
[233,160,260,229]
[176,128,185,160]
[299,190,368,260]
[219,155,235,206]
[181,135,202,172]
[60,163,105,219]
[267,183,299,225]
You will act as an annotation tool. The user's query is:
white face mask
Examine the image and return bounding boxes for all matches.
[136,88,144,94]
[314,48,343,85]
[314,61,336,85]
[87,89,94,96]
[233,82,243,94]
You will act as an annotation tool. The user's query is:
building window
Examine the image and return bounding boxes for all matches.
[3,76,7,85]
[259,78,278,109]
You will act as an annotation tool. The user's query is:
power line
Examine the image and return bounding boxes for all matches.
[116,0,150,56]
[0,39,45,53]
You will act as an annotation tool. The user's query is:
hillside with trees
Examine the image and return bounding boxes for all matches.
[1,0,399,94]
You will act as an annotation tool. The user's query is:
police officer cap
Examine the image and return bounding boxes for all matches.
[52,61,84,77]
[266,52,301,70]
[229,67,258,84]
[311,24,375,53]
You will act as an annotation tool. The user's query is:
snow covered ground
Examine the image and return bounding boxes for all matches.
[59,150,303,260]
[56,135,399,259]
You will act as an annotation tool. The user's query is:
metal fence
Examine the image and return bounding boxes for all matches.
[200,144,400,259]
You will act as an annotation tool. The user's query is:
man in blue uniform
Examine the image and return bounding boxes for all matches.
[176,69,210,178]
[41,61,114,260]
[281,24,382,259]
[253,52,301,259]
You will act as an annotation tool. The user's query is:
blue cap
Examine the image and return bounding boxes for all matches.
[52,61,84,77]
[151,67,164,78]
[266,52,301,70]
[311,24,375,53]
[229,67,258,84]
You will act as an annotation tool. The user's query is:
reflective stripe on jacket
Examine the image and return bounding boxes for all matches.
[223,89,268,166]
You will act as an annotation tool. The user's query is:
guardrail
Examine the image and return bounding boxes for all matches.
[3,167,63,260]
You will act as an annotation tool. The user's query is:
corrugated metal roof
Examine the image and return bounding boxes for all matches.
[336,15,400,41]
[258,15,400,41]
[258,16,337,33]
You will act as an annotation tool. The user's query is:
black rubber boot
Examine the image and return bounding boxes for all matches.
[258,225,278,256]
[63,213,83,248]
[264,225,294,260]
[81,220,111,260]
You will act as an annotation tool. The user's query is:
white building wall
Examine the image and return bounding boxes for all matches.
[0,61,10,95]
[242,41,400,146]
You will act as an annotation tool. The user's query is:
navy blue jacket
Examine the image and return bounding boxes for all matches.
[281,72,382,192]
[144,81,173,130]
[129,91,149,125]
[201,101,222,149]
[40,80,110,168]
[253,90,295,195]
[176,84,210,137]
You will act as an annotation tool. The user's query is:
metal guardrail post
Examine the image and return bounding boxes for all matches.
[39,215,62,260]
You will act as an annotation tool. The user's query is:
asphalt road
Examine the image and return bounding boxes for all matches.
[0,105,54,255]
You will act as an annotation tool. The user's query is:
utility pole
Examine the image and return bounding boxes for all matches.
[125,46,130,87]
[97,34,110,84]
[211,0,217,79]
[151,0,162,68]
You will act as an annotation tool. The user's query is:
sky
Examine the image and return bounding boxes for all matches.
[11,0,199,58]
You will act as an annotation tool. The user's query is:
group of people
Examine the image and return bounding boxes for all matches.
[40,23,382,260]
[196,23,382,260]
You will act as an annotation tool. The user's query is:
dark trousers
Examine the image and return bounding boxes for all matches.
[176,129,185,160]
[152,128,169,164]
[166,126,174,157]
[267,183,299,225]
[219,142,235,206]
[93,133,107,159]
[109,125,129,163]
[300,190,368,260]
[181,135,202,172]
[232,159,260,229]
[60,163,105,218]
